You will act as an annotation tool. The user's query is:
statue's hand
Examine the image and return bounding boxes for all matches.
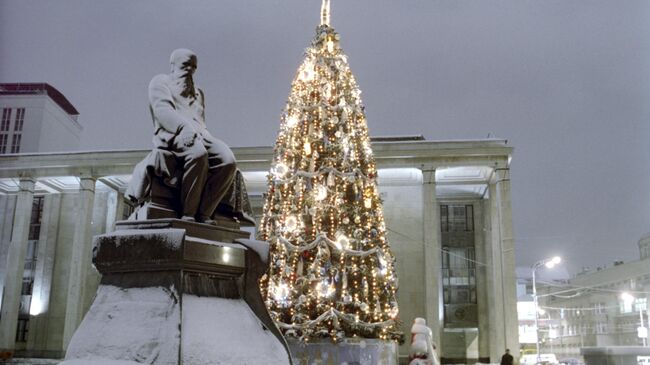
[177,127,197,148]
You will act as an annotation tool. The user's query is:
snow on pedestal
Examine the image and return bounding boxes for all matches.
[183,296,288,364]
[63,285,180,364]
[61,219,291,365]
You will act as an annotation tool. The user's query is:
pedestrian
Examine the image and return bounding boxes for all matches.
[501,349,514,365]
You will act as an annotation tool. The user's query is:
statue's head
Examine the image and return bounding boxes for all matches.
[170,48,197,78]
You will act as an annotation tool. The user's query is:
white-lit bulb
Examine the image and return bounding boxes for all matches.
[286,115,299,128]
[285,216,298,232]
[364,197,372,209]
[300,61,315,82]
[274,282,290,301]
[272,163,289,178]
[389,307,399,319]
[316,280,335,298]
[335,232,349,250]
[315,185,327,201]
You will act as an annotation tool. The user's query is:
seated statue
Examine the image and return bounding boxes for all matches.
[126,48,254,226]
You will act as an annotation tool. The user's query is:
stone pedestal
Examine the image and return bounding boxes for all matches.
[288,338,398,365]
[61,219,291,365]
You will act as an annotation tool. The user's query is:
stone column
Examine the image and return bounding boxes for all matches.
[62,177,96,348]
[494,168,519,356]
[485,182,506,361]
[27,194,62,350]
[0,178,35,351]
[473,200,490,362]
[421,166,443,347]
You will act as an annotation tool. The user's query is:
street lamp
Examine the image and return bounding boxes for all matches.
[621,292,648,347]
[532,256,561,363]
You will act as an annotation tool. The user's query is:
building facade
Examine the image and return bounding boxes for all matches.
[518,238,650,360]
[0,83,82,154]
[0,139,519,363]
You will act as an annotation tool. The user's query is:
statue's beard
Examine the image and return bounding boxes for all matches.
[180,75,196,99]
[172,74,196,101]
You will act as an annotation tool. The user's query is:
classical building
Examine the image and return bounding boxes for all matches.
[0,83,82,154]
[518,237,650,360]
[0,138,519,364]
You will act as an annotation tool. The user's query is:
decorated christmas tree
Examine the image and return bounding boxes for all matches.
[259,0,401,342]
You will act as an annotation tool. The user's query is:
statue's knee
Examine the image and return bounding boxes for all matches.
[224,159,237,173]
[187,147,208,167]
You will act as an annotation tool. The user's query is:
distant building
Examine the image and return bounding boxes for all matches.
[0,83,81,154]
[0,120,519,362]
[639,233,650,260]
[517,237,650,359]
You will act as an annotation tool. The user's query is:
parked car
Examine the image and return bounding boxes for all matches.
[559,358,584,365]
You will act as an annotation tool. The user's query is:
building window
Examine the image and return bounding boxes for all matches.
[9,108,24,153]
[440,205,449,232]
[15,319,28,343]
[636,297,647,312]
[1,108,11,130]
[440,203,477,328]
[620,299,633,314]
[10,134,21,153]
[440,204,474,232]
[0,134,8,154]
[14,108,24,132]
[0,108,11,154]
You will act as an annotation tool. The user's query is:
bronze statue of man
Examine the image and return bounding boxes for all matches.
[146,48,236,223]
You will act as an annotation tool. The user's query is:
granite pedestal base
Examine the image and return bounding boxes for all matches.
[61,219,291,365]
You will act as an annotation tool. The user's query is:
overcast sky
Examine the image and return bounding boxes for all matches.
[1,0,649,274]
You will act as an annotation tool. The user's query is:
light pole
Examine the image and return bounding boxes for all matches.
[532,256,561,363]
[621,292,648,347]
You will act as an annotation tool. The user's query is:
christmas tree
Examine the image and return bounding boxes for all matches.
[260,0,401,342]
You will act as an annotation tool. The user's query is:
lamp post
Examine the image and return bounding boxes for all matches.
[532,256,562,363]
[621,292,648,347]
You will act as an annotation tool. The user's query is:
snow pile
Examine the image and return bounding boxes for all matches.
[182,295,289,365]
[63,285,180,365]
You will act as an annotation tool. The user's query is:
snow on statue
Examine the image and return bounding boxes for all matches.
[409,318,440,365]
[127,48,254,225]
[259,3,402,343]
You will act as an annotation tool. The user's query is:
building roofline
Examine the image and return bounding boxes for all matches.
[0,138,513,179]
[0,83,79,116]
